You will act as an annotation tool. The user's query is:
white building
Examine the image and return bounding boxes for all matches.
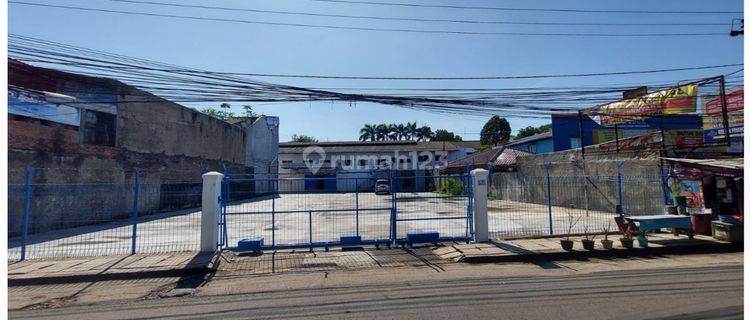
[277,140,476,192]
[230,115,280,194]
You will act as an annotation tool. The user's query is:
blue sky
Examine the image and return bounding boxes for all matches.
[9,0,744,141]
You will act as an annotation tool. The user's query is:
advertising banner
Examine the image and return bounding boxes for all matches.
[589,84,698,125]
[702,87,743,144]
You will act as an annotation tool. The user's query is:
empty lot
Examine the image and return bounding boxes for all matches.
[9,192,615,259]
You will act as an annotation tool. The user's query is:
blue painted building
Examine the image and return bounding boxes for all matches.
[550,114,703,152]
[505,131,554,154]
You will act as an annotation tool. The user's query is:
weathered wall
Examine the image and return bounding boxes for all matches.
[8,148,245,237]
[116,90,245,164]
[8,62,249,236]
[242,116,279,193]
[490,148,665,216]
[516,148,662,177]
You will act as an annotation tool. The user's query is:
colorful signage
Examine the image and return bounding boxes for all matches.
[703,87,743,115]
[702,87,743,144]
[589,84,698,125]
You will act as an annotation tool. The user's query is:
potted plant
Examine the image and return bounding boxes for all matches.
[637,234,649,248]
[620,233,634,249]
[560,210,581,251]
[581,225,596,251]
[601,222,614,250]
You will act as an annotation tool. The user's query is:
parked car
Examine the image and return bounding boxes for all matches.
[374,179,391,195]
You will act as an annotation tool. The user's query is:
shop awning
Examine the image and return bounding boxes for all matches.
[662,157,743,176]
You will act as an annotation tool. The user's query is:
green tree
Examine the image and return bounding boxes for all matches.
[395,123,407,140]
[415,125,434,141]
[290,134,318,143]
[432,129,463,142]
[387,123,400,140]
[480,116,511,146]
[405,122,418,140]
[514,124,551,140]
[375,123,390,141]
[359,123,377,141]
[242,105,258,117]
[200,104,235,121]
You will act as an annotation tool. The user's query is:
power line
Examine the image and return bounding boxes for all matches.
[8,2,730,37]
[309,0,744,14]
[105,0,732,27]
[29,60,738,80]
[8,35,740,119]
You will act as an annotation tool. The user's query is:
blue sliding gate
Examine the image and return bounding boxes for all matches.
[220,172,473,252]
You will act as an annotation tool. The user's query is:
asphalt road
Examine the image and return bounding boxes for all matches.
[11,264,742,320]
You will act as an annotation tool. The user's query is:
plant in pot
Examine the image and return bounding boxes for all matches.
[601,222,614,250]
[636,233,649,248]
[560,210,582,251]
[581,225,596,251]
[619,232,634,249]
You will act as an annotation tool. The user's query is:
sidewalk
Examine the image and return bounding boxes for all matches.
[9,252,216,286]
[437,233,741,263]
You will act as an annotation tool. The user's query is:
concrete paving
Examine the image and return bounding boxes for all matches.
[9,191,620,260]
[438,234,739,263]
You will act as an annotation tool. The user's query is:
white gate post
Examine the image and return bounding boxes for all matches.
[201,172,224,252]
[471,169,489,242]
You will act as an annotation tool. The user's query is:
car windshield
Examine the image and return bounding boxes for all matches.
[376,180,389,184]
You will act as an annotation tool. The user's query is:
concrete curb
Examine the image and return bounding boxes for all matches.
[8,267,212,287]
[459,241,743,263]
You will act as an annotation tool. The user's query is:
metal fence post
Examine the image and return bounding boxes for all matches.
[20,165,34,261]
[616,162,624,210]
[272,179,276,247]
[130,168,141,255]
[466,172,474,237]
[308,210,313,252]
[487,163,493,189]
[545,163,554,235]
[390,171,397,244]
[355,177,360,236]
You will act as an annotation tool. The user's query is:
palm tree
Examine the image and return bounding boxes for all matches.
[387,123,399,140]
[375,123,389,141]
[415,125,434,141]
[359,124,377,141]
[405,122,418,140]
[395,123,407,140]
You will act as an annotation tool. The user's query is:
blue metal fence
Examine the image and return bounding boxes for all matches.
[222,173,473,252]
[8,166,203,260]
[489,168,665,240]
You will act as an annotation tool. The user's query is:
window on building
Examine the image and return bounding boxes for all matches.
[570,137,581,149]
[359,159,367,166]
[83,110,116,146]
[418,155,429,162]
[282,160,292,164]
[344,159,352,166]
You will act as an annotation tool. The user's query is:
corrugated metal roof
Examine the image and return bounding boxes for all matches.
[447,148,503,168]
[493,148,533,166]
[279,140,459,154]
[662,157,743,171]
[446,147,532,168]
[505,131,553,146]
